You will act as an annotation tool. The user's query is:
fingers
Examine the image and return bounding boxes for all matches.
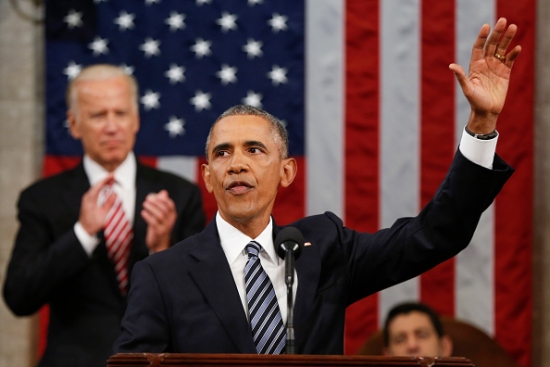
[495,23,518,57]
[141,190,176,228]
[471,23,491,61]
[484,17,508,57]
[449,63,471,95]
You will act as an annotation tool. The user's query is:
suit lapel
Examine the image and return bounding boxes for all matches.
[187,219,257,354]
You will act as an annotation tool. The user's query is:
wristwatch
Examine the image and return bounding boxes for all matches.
[465,126,498,140]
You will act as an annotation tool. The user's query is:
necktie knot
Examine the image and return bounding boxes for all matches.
[246,241,261,258]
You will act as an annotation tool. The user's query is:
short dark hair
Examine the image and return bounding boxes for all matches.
[204,105,289,160]
[383,302,445,346]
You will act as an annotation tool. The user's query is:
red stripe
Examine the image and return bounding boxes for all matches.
[343,0,380,354]
[418,0,457,318]
[494,2,535,366]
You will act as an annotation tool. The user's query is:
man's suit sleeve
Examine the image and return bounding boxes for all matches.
[171,181,205,243]
[3,187,91,316]
[115,260,171,353]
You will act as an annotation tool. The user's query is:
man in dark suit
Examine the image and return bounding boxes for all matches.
[3,64,205,367]
[115,18,520,354]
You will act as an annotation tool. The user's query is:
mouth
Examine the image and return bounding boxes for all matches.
[226,181,253,195]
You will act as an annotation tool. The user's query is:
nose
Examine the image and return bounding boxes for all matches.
[228,150,248,174]
[405,337,420,355]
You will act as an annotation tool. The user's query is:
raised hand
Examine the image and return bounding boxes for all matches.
[449,17,521,134]
[79,174,116,235]
[141,190,177,253]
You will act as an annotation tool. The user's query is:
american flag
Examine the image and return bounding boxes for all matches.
[44,0,534,365]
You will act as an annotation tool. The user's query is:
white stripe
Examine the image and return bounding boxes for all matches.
[157,156,198,183]
[455,0,496,336]
[305,0,345,217]
[378,0,422,326]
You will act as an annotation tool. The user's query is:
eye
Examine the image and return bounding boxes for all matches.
[216,150,229,157]
[249,147,262,154]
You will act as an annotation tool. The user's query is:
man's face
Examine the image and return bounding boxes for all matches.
[385,311,451,357]
[202,115,295,228]
[68,76,139,172]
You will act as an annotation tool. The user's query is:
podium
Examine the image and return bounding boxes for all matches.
[108,353,475,367]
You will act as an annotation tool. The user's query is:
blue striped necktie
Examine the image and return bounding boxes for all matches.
[244,241,286,354]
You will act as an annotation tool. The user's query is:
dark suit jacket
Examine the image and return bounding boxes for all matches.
[3,158,206,367]
[115,151,513,354]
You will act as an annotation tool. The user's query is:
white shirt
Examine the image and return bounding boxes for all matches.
[215,127,497,322]
[217,212,298,324]
[74,152,137,256]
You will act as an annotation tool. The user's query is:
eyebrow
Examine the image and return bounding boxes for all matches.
[211,140,268,156]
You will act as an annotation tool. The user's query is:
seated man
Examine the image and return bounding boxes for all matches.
[383,302,452,357]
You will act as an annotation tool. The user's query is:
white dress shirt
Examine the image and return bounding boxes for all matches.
[215,127,497,322]
[74,152,137,256]
[217,212,298,324]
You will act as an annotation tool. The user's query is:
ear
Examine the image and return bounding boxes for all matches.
[280,158,297,188]
[201,163,213,193]
[440,335,453,357]
[67,110,81,140]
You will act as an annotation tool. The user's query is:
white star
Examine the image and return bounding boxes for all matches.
[268,13,288,32]
[165,64,185,84]
[120,64,134,75]
[94,0,107,3]
[165,116,185,138]
[216,64,237,85]
[63,61,82,80]
[114,11,135,31]
[190,91,212,111]
[217,12,237,32]
[242,39,263,59]
[242,91,262,108]
[140,90,160,110]
[145,0,160,4]
[191,38,212,58]
[196,0,211,5]
[64,9,83,28]
[267,65,288,85]
[165,12,186,31]
[140,38,161,57]
[248,0,263,5]
[88,37,109,56]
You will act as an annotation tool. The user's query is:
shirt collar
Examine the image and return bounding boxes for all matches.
[216,212,279,266]
[83,152,136,190]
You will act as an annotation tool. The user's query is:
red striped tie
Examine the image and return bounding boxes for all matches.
[103,184,133,295]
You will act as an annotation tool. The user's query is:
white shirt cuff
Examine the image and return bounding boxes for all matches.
[458,127,498,169]
[74,222,100,257]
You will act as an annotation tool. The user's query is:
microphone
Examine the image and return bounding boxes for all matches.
[274,227,305,354]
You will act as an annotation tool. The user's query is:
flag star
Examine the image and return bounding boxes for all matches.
[64,9,83,29]
[191,38,212,58]
[114,11,135,30]
[140,90,160,110]
[216,64,237,85]
[196,0,211,5]
[165,64,185,84]
[267,65,288,85]
[63,61,82,80]
[120,64,134,75]
[248,0,263,5]
[88,37,109,56]
[145,0,160,5]
[242,39,263,59]
[190,91,212,111]
[217,12,237,32]
[165,116,185,138]
[268,13,288,32]
[242,91,262,108]
[140,38,161,57]
[94,0,107,3]
[165,12,186,31]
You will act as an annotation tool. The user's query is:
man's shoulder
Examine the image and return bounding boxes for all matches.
[136,162,199,189]
[20,166,83,197]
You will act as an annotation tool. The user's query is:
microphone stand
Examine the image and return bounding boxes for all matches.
[284,245,297,354]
